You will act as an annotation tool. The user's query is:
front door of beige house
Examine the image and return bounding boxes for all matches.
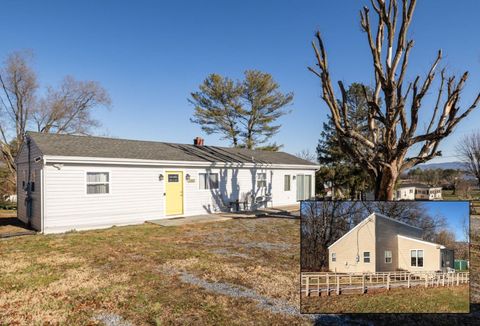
[165,171,184,216]
[296,174,312,201]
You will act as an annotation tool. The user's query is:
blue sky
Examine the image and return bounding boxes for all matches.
[423,201,470,242]
[1,0,479,161]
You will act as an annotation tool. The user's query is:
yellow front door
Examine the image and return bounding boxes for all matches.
[165,171,183,216]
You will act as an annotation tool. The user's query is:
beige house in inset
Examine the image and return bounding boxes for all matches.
[328,213,453,273]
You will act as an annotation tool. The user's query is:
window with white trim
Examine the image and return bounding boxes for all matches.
[257,173,266,188]
[86,172,110,194]
[363,251,370,263]
[199,173,219,190]
[385,250,392,264]
[332,252,336,262]
[284,175,291,191]
[411,249,424,267]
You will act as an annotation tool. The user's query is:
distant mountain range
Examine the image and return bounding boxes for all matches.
[414,161,467,171]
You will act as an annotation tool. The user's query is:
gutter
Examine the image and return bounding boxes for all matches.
[43,155,320,170]
[41,156,46,233]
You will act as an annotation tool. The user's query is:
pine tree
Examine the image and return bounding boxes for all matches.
[190,71,293,150]
[316,83,373,199]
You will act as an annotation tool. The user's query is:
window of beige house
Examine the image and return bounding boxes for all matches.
[363,252,370,263]
[411,249,424,267]
[385,250,392,263]
[332,253,336,262]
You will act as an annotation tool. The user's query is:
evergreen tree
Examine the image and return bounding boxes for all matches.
[316,83,373,199]
[190,70,293,150]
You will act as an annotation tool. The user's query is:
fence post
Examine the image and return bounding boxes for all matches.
[387,274,390,290]
[407,274,411,288]
[317,276,320,296]
[349,274,352,285]
[442,273,445,287]
[362,274,366,294]
[425,275,428,288]
[305,276,309,296]
[336,276,340,295]
[326,274,330,296]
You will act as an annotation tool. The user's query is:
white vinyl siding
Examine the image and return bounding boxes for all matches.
[86,172,110,194]
[43,164,315,233]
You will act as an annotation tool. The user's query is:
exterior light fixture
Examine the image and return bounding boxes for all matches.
[292,175,296,180]
[186,174,191,181]
[159,174,164,181]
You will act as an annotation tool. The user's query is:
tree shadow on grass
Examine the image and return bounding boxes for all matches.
[0,216,35,238]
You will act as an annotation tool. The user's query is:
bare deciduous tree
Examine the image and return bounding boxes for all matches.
[33,76,110,134]
[309,0,480,200]
[457,131,480,188]
[295,149,316,163]
[0,51,111,187]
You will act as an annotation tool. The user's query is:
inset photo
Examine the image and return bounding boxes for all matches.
[300,201,470,314]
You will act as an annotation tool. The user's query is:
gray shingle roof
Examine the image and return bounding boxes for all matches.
[398,183,440,189]
[26,132,317,166]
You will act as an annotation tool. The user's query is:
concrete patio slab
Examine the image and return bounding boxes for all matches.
[147,214,232,227]
[147,204,300,227]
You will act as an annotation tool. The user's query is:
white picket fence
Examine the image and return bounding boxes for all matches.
[301,271,469,296]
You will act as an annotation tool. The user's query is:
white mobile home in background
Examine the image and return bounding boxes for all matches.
[395,183,443,201]
[16,132,317,233]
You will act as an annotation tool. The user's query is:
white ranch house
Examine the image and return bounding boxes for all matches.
[16,132,318,233]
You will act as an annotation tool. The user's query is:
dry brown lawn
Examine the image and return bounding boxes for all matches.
[1,203,480,325]
[0,217,311,325]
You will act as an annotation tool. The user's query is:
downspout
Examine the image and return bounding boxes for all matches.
[25,136,33,227]
[41,156,46,233]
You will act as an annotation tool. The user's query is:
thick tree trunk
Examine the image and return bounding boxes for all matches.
[374,167,398,201]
